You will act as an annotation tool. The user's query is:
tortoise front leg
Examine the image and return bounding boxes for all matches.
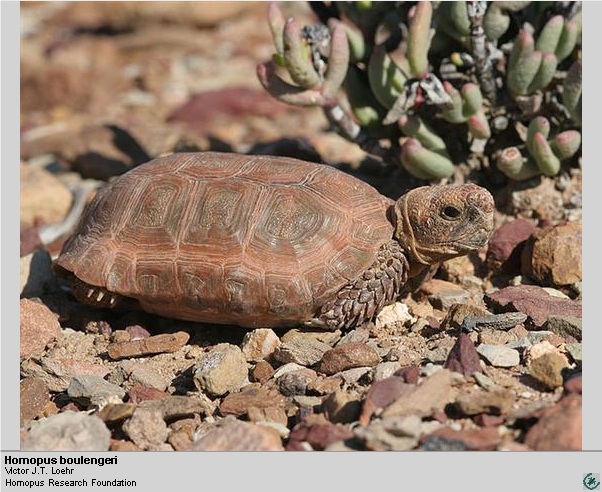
[307,241,410,331]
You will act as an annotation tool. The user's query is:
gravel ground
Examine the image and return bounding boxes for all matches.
[19,2,582,452]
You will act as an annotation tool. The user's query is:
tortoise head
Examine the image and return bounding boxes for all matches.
[392,184,495,274]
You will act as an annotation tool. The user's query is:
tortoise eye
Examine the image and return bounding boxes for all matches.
[441,205,462,220]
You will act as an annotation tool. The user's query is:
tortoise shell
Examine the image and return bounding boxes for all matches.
[55,152,395,327]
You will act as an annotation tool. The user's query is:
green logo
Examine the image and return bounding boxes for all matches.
[584,474,601,490]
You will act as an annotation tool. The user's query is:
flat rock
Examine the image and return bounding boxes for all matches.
[20,298,61,357]
[67,375,126,407]
[476,344,520,368]
[428,290,470,310]
[193,343,248,397]
[22,411,110,451]
[382,368,457,418]
[241,328,281,362]
[486,218,536,274]
[107,331,189,360]
[280,328,341,346]
[21,358,110,393]
[524,394,581,450]
[118,361,171,391]
[192,418,284,451]
[526,331,557,345]
[454,388,513,416]
[521,221,582,286]
[485,285,581,328]
[478,328,513,346]
[319,343,380,375]
[20,377,50,424]
[373,361,402,381]
[219,386,285,417]
[140,395,214,420]
[544,315,582,341]
[421,278,465,295]
[247,406,289,427]
[273,337,331,366]
[336,326,371,346]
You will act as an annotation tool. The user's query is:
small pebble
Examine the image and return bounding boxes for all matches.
[193,343,248,397]
[476,344,520,368]
[22,411,110,451]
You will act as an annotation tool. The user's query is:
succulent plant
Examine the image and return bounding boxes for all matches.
[257,1,582,182]
[496,115,581,180]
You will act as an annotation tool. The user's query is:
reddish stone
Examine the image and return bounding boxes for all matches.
[125,325,151,340]
[192,419,284,451]
[20,299,61,357]
[359,377,413,426]
[287,414,353,451]
[394,365,421,384]
[485,285,581,328]
[20,377,50,423]
[168,88,289,136]
[486,218,536,274]
[219,386,285,417]
[249,360,274,384]
[128,385,170,404]
[319,343,380,375]
[444,333,483,377]
[107,331,189,359]
[524,394,582,450]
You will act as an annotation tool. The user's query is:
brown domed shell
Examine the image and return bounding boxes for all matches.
[55,152,395,327]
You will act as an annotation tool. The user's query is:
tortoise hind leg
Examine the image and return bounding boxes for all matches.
[307,241,410,331]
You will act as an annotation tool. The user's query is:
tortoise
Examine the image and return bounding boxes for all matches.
[54,152,494,330]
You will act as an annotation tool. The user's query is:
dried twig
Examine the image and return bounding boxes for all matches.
[466,1,497,105]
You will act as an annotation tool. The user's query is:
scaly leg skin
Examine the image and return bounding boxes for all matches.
[309,241,410,331]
